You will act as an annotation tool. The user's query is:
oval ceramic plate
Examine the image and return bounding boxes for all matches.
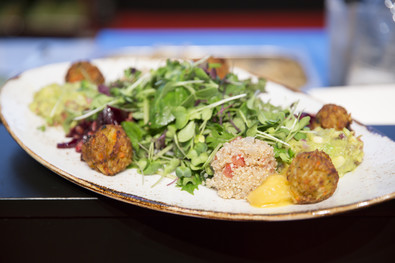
[1,57,395,221]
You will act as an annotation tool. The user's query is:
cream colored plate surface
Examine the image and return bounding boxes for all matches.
[1,57,395,221]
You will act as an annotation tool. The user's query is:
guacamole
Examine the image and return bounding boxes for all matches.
[290,127,364,176]
[29,82,95,132]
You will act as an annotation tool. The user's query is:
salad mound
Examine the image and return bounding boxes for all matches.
[30,57,364,206]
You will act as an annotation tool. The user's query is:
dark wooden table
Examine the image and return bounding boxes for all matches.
[1,123,395,262]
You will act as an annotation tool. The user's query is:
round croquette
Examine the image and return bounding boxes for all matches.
[207,57,229,79]
[286,150,339,204]
[65,61,105,85]
[312,104,352,131]
[206,137,277,199]
[81,124,132,176]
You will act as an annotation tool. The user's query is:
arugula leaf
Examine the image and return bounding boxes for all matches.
[206,123,235,148]
[177,174,202,194]
[143,160,163,175]
[150,85,190,128]
[121,121,146,150]
[195,86,219,99]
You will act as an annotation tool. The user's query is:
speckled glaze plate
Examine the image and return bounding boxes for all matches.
[1,57,395,221]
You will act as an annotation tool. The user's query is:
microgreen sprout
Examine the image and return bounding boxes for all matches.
[191,93,247,115]
[73,98,121,121]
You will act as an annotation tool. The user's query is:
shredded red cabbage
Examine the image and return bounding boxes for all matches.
[97,105,130,126]
[98,84,111,96]
[300,112,315,128]
[57,105,132,152]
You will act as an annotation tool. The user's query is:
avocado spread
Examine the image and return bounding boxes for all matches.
[29,81,96,132]
[290,127,364,176]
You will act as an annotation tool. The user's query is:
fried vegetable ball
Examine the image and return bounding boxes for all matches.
[312,104,352,130]
[207,57,230,79]
[81,124,132,176]
[65,61,105,85]
[286,150,339,204]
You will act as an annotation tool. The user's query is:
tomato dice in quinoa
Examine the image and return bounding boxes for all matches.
[206,137,277,199]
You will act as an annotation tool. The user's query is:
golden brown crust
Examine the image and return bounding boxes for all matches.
[81,124,133,176]
[207,57,229,79]
[65,61,105,85]
[312,104,352,131]
[286,150,339,204]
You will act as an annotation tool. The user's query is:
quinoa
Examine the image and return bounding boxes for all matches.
[206,137,277,199]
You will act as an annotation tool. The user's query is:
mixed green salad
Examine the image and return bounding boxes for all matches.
[31,57,357,194]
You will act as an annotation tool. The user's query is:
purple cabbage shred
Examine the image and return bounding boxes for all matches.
[57,105,132,152]
[98,84,111,96]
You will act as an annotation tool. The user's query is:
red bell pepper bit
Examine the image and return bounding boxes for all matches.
[223,163,233,178]
[223,154,246,178]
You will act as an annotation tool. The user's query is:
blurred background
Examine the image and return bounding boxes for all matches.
[0,0,324,36]
[0,0,325,90]
[1,0,395,96]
